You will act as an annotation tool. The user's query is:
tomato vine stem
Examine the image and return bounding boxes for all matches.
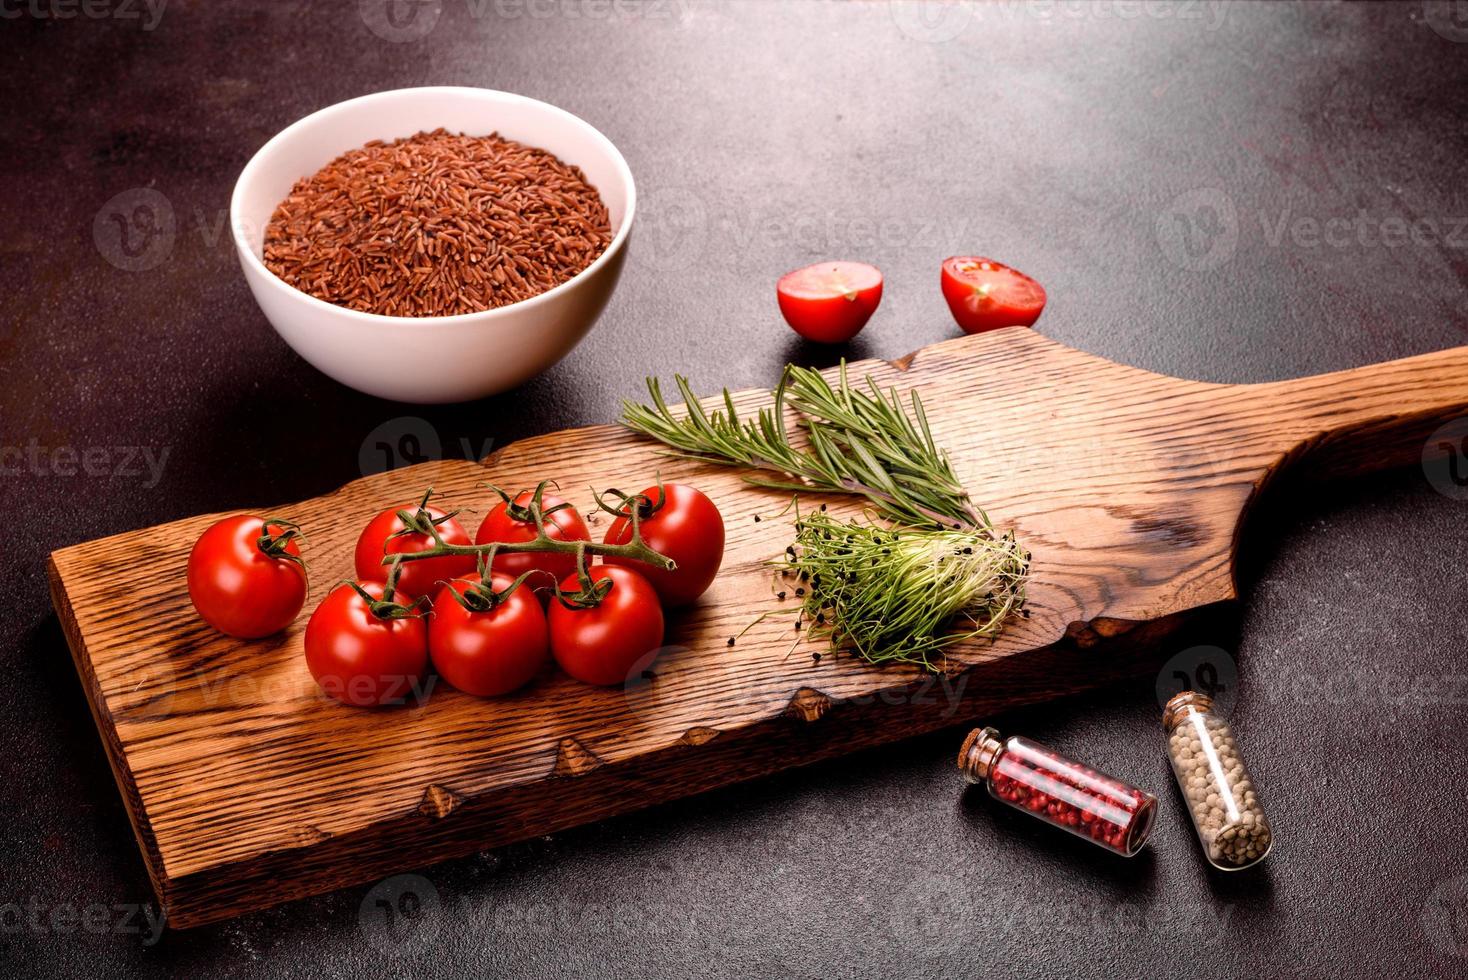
[382,483,676,578]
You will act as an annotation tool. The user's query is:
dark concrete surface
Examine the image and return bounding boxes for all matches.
[3,1,1468,976]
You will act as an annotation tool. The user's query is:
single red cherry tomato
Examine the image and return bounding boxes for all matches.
[548,566,665,686]
[602,483,724,606]
[187,515,307,638]
[304,581,428,707]
[474,490,591,587]
[776,261,883,343]
[354,498,475,600]
[429,575,549,697]
[940,256,1047,334]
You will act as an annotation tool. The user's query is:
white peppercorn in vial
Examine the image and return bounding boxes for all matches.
[1163,691,1273,870]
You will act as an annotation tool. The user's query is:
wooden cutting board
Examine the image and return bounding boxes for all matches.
[48,327,1468,928]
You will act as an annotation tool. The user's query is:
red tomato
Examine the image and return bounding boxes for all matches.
[548,566,665,686]
[354,501,475,600]
[304,581,428,707]
[603,483,724,606]
[474,490,591,587]
[187,515,307,638]
[776,261,883,343]
[429,575,549,697]
[940,256,1047,334]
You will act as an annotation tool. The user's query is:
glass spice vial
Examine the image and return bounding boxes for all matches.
[1163,691,1273,870]
[958,727,1158,856]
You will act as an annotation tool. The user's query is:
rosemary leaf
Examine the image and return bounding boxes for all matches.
[621,363,980,529]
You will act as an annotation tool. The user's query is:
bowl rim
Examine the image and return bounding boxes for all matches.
[229,85,636,329]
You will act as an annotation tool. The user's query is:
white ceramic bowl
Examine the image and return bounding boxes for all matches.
[231,87,634,403]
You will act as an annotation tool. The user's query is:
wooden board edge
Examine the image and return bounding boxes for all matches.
[156,600,1239,929]
[46,556,174,917]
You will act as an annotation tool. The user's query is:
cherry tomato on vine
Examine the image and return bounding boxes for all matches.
[603,483,724,606]
[187,515,307,639]
[429,575,549,697]
[474,489,592,587]
[304,581,428,707]
[548,566,665,687]
[354,496,475,600]
[776,261,883,343]
[939,256,1047,334]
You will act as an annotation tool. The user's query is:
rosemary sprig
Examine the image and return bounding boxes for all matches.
[621,363,980,529]
[783,512,1030,669]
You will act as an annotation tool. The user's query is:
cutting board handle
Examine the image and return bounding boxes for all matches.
[1252,344,1468,481]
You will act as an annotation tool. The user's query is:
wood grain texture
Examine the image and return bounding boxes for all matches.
[48,327,1468,928]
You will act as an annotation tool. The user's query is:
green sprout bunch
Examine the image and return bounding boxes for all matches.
[782,510,1028,669]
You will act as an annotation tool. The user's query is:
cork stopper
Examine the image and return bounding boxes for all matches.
[957,726,1005,783]
[1162,690,1215,730]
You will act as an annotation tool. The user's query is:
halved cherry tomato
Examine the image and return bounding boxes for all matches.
[429,575,548,697]
[474,490,591,588]
[940,256,1047,334]
[548,566,665,686]
[187,515,307,638]
[603,483,724,606]
[776,261,883,343]
[354,497,475,600]
[304,581,428,707]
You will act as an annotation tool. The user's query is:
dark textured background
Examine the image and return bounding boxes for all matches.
[4,1,1468,976]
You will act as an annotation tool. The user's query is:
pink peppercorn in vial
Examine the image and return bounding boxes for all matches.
[958,727,1158,856]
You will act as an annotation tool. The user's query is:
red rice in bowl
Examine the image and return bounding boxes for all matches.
[262,129,612,318]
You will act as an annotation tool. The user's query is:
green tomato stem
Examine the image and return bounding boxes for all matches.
[384,484,675,574]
